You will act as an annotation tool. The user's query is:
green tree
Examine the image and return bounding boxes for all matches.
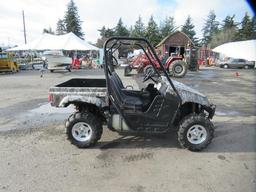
[43,27,54,34]
[56,19,66,35]
[159,16,175,39]
[202,10,219,45]
[96,26,115,48]
[129,26,134,36]
[64,0,84,38]
[98,26,106,37]
[238,12,254,40]
[145,16,161,46]
[210,29,237,48]
[181,16,196,42]
[114,18,130,36]
[98,26,115,38]
[131,16,145,37]
[252,16,256,39]
[210,15,239,48]
[222,15,238,29]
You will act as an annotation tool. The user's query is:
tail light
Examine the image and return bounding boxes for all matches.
[48,93,53,102]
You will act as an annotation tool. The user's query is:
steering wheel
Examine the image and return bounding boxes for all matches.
[143,69,155,82]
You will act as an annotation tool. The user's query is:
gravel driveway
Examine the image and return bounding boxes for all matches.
[0,67,255,192]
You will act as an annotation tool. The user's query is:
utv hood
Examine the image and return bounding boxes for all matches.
[161,77,210,106]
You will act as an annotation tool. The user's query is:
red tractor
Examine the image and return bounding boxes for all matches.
[125,50,187,78]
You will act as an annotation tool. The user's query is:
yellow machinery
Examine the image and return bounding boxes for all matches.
[0,52,19,73]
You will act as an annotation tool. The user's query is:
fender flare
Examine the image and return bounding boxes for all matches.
[59,95,107,108]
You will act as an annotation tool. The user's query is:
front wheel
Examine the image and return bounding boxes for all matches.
[169,60,187,78]
[178,114,214,151]
[66,112,103,148]
[11,68,17,73]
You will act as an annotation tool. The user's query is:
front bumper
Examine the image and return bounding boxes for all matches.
[202,104,216,119]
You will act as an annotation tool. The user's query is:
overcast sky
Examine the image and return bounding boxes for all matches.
[0,0,254,46]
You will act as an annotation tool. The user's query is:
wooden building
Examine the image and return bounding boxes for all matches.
[156,31,198,71]
[156,31,194,57]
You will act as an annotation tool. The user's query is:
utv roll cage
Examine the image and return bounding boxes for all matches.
[103,37,182,103]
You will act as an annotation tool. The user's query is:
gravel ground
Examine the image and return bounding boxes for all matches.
[0,67,255,192]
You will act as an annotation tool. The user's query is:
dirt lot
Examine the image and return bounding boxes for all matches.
[0,67,255,192]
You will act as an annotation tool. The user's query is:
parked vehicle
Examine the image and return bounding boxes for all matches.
[18,62,28,70]
[127,49,144,59]
[42,50,71,72]
[31,61,47,70]
[49,37,216,151]
[219,58,255,69]
[125,51,187,78]
[0,52,19,73]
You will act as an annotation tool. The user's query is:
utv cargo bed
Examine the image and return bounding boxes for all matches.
[49,78,107,107]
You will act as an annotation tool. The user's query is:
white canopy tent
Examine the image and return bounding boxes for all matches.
[7,32,99,51]
[213,40,256,61]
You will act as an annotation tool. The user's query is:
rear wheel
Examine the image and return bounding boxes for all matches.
[223,64,229,69]
[178,114,214,151]
[169,60,187,78]
[143,65,154,75]
[244,65,249,69]
[124,65,132,76]
[66,112,103,148]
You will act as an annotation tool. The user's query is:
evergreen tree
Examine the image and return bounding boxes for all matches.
[202,10,219,44]
[210,15,239,48]
[114,18,130,36]
[64,0,84,38]
[159,16,175,39]
[98,26,114,38]
[43,27,54,34]
[222,14,239,41]
[252,16,256,39]
[131,16,145,37]
[56,19,66,35]
[181,16,196,42]
[96,26,115,48]
[145,16,161,46]
[222,15,238,31]
[105,28,115,37]
[239,12,254,40]
[99,26,106,37]
[129,26,134,36]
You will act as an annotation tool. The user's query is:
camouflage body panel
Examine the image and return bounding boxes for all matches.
[49,76,211,109]
[49,87,107,108]
[160,76,210,106]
